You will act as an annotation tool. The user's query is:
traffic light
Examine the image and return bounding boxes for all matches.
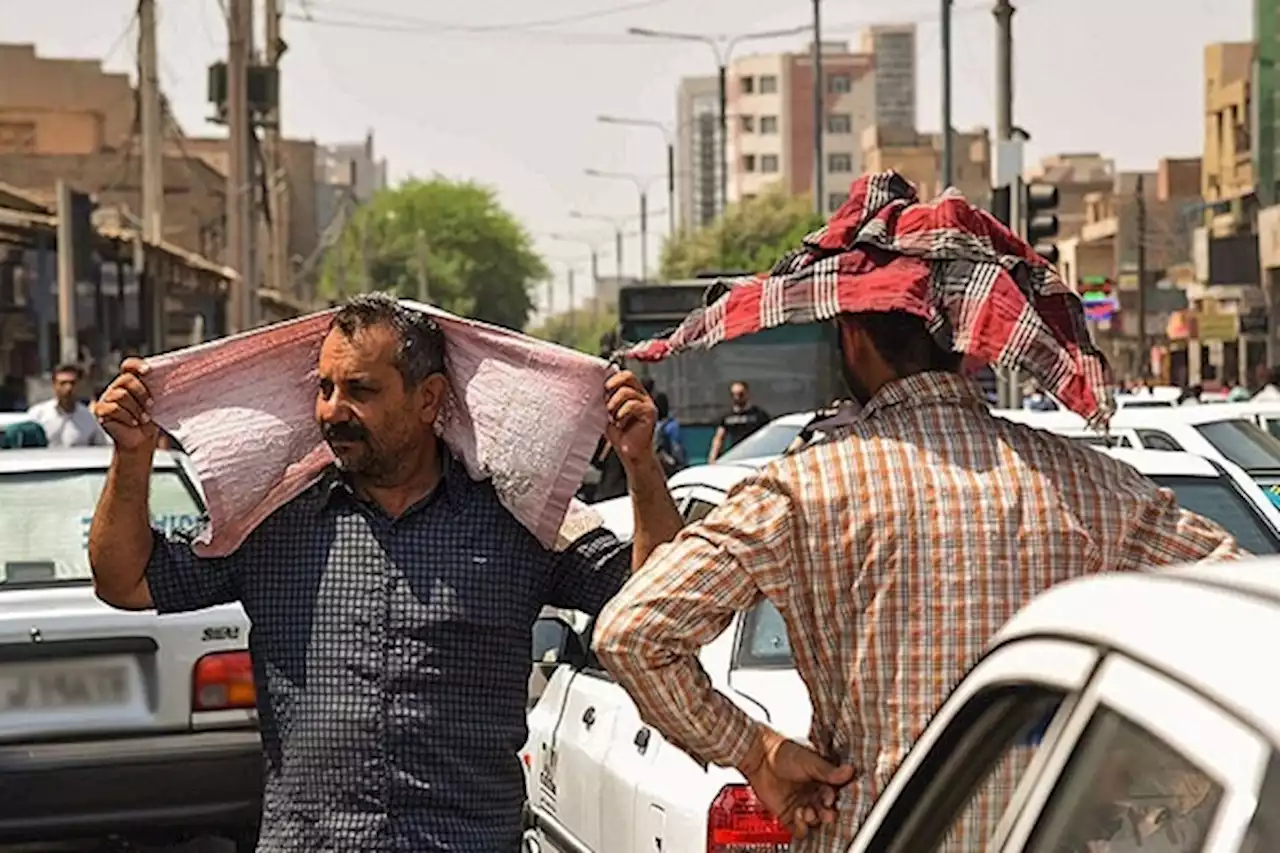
[1024,182,1060,265]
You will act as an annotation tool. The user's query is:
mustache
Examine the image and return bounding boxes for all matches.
[322,421,368,443]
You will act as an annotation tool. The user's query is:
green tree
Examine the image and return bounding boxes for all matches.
[320,177,548,330]
[528,304,619,356]
[659,183,825,280]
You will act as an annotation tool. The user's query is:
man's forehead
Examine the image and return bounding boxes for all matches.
[319,325,399,368]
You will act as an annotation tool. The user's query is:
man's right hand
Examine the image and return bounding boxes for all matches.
[96,358,159,452]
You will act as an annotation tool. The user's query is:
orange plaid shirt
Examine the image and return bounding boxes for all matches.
[594,371,1243,852]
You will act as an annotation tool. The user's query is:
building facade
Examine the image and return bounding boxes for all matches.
[861,124,990,205]
[674,75,722,233]
[858,24,917,130]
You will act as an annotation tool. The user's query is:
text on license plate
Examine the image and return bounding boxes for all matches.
[0,664,132,712]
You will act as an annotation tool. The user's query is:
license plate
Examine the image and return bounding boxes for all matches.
[0,662,132,712]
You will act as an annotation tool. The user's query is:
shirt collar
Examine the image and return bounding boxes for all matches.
[310,441,471,517]
[859,371,990,421]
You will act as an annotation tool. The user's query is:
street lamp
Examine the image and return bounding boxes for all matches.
[547,232,609,316]
[582,169,665,282]
[568,209,661,281]
[597,115,677,239]
[627,23,811,217]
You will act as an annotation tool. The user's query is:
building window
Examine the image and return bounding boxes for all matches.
[828,153,853,172]
[759,75,779,94]
[760,116,779,134]
[740,115,755,133]
[827,113,852,134]
[742,154,757,172]
[828,74,851,94]
[761,154,780,173]
[740,76,755,95]
[828,192,846,212]
[0,121,37,154]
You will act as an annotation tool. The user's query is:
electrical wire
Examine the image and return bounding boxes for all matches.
[299,0,676,33]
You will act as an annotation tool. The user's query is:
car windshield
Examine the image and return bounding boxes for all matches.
[1194,419,1280,471]
[1149,475,1279,554]
[718,421,806,462]
[0,467,203,587]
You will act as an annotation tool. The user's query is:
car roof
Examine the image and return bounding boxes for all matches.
[667,460,767,492]
[995,560,1280,744]
[1097,448,1221,477]
[765,411,818,428]
[0,447,182,471]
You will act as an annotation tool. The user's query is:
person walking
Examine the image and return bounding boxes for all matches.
[27,363,108,447]
[89,293,684,852]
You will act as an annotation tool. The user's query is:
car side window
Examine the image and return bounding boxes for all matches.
[684,498,719,524]
[1022,707,1223,853]
[580,618,613,681]
[866,685,1067,853]
[1137,429,1183,452]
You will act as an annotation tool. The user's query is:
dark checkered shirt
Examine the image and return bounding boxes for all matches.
[146,448,632,852]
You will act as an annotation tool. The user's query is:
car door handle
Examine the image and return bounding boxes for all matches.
[582,706,596,728]
[634,728,651,753]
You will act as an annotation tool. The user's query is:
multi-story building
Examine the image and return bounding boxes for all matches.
[727,43,875,212]
[1025,153,1117,241]
[860,124,990,206]
[1203,41,1255,205]
[858,24,917,130]
[674,75,721,233]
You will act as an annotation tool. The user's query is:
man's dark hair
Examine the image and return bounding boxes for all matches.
[330,292,446,386]
[842,311,963,376]
[642,377,656,396]
[654,391,670,420]
[53,363,83,380]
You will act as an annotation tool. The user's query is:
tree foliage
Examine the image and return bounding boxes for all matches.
[528,304,619,356]
[659,184,825,280]
[319,177,548,330]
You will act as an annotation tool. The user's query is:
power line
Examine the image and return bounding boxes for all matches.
[299,0,676,33]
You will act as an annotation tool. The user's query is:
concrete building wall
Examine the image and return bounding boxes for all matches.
[674,75,720,232]
[0,44,136,153]
[859,24,917,130]
[1203,41,1255,203]
[861,124,989,204]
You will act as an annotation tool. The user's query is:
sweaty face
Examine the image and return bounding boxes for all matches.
[315,325,439,482]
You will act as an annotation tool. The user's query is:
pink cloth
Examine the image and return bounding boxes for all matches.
[144,300,611,557]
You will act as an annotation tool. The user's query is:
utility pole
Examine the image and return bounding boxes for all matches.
[614,227,623,280]
[138,0,165,349]
[993,0,1015,407]
[415,229,430,303]
[717,63,728,217]
[567,267,576,340]
[940,0,954,188]
[639,191,649,282]
[811,0,824,216]
[55,180,78,366]
[226,0,254,333]
[264,0,288,298]
[590,248,600,318]
[1136,173,1148,379]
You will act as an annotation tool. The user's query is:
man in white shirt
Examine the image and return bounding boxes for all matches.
[26,364,108,447]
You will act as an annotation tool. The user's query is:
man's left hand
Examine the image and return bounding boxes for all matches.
[604,370,657,469]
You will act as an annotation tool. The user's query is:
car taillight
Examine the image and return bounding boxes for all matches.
[193,651,256,711]
[707,784,791,852]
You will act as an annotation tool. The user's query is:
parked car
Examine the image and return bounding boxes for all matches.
[521,448,1280,853]
[0,447,260,849]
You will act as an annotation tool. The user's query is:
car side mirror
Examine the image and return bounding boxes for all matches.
[532,615,587,669]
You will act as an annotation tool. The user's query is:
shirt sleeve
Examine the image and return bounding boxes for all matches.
[146,528,243,614]
[593,470,796,769]
[544,527,634,616]
[1119,486,1247,570]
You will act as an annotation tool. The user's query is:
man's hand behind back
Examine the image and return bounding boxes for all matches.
[740,730,856,840]
[95,358,159,453]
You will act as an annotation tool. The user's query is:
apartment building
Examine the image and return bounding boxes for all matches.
[859,24,917,130]
[1026,153,1117,241]
[861,124,990,206]
[674,75,722,232]
[727,43,875,211]
[1202,41,1255,205]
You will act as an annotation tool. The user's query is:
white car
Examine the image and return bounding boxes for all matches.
[999,404,1280,510]
[521,448,1280,853]
[0,448,259,849]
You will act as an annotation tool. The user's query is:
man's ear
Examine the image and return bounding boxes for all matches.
[419,373,449,424]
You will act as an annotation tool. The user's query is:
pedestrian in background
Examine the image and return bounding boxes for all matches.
[27,363,108,447]
[707,380,770,462]
[89,293,684,852]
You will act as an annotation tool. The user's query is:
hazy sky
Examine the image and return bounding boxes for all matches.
[8,0,1255,312]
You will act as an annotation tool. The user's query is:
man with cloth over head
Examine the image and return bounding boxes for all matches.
[594,172,1244,852]
[89,293,685,853]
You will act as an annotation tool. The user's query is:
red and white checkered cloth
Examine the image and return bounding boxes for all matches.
[622,171,1114,424]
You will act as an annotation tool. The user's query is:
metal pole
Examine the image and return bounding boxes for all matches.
[226,0,253,333]
[615,227,624,280]
[994,0,1015,407]
[666,142,676,237]
[941,0,954,188]
[717,63,729,217]
[1136,173,1148,379]
[415,229,430,303]
[138,0,165,350]
[55,180,78,366]
[590,248,600,316]
[264,0,287,296]
[639,190,649,283]
[811,0,824,215]
[567,267,576,340]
